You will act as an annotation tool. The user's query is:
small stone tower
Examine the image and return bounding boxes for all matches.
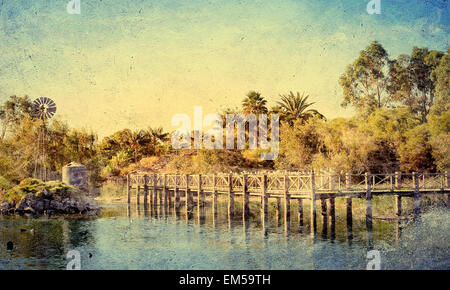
[62,162,88,192]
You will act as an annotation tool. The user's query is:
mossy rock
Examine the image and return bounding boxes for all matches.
[3,178,81,205]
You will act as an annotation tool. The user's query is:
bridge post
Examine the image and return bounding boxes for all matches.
[365,172,373,249]
[298,198,304,232]
[197,174,202,207]
[345,173,352,190]
[412,172,421,220]
[446,171,449,188]
[243,174,249,220]
[158,175,163,215]
[212,174,218,217]
[175,175,180,213]
[197,174,205,224]
[395,192,402,246]
[395,171,402,189]
[276,197,281,226]
[185,174,192,217]
[163,174,168,216]
[284,174,290,233]
[446,171,450,207]
[346,197,352,245]
[127,174,131,204]
[345,173,353,245]
[261,174,269,232]
[330,174,335,191]
[143,174,148,206]
[396,195,402,217]
[153,174,158,212]
[320,196,327,238]
[329,195,336,240]
[310,171,317,236]
[136,181,141,206]
[228,173,234,217]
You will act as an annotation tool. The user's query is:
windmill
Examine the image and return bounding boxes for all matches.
[32,97,57,181]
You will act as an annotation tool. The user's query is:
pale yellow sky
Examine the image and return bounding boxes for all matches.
[0,0,448,138]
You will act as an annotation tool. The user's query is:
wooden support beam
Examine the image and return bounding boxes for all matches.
[413,172,421,220]
[185,174,192,218]
[365,172,373,249]
[143,174,148,205]
[163,174,168,216]
[136,184,141,205]
[345,173,352,190]
[396,195,402,217]
[395,171,402,189]
[197,174,205,224]
[276,198,281,226]
[153,173,158,210]
[212,174,218,228]
[212,174,218,217]
[197,174,203,207]
[346,196,353,246]
[261,174,268,231]
[284,174,290,233]
[329,196,336,240]
[310,171,317,236]
[175,175,180,211]
[395,194,402,247]
[127,174,131,204]
[321,197,327,238]
[446,171,450,207]
[228,173,234,217]
[298,198,304,231]
[243,174,249,220]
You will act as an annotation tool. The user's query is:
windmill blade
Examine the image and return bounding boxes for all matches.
[32,97,57,120]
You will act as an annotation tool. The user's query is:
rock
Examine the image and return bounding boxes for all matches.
[1,180,101,217]
[1,202,12,215]
[42,188,52,199]
[23,206,35,214]
[33,201,44,214]
[16,199,29,214]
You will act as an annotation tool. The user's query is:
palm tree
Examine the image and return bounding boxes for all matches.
[242,91,268,115]
[148,127,169,144]
[147,127,169,155]
[126,130,151,162]
[277,91,325,125]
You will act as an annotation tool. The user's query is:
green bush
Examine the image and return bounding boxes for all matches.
[3,178,81,205]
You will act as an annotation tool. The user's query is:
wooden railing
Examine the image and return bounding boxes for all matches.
[128,171,450,198]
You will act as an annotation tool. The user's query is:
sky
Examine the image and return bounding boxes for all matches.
[0,0,448,138]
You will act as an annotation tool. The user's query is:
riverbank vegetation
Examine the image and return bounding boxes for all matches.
[0,41,448,193]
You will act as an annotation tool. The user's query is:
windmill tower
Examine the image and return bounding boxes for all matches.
[32,97,57,181]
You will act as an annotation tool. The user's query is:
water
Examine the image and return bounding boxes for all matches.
[0,197,449,270]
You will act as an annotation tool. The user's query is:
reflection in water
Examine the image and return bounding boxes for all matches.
[1,194,449,270]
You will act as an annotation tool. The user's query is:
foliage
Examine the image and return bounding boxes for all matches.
[3,178,81,205]
[388,47,444,123]
[0,95,33,140]
[277,91,325,125]
[429,48,450,116]
[339,41,390,117]
[241,91,268,115]
[428,111,450,171]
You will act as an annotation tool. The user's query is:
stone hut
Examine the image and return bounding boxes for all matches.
[62,162,88,192]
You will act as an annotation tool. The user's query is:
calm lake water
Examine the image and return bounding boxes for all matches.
[1,194,449,270]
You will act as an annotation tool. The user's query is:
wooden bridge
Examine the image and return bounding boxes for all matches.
[127,171,450,244]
